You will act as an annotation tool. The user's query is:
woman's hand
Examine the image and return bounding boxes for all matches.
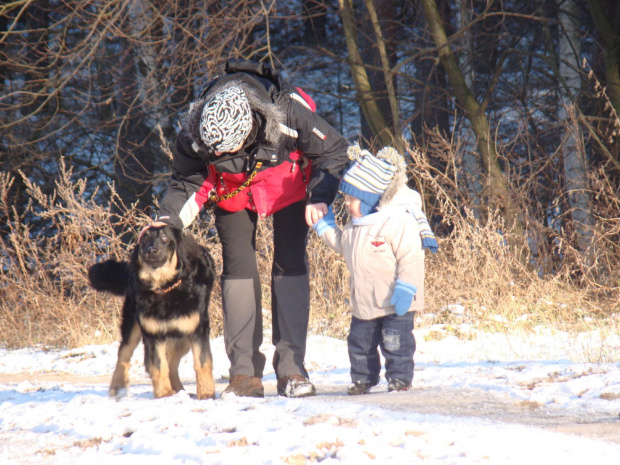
[137,219,169,243]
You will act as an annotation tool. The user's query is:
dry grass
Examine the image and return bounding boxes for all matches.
[408,130,620,335]
[1,141,619,349]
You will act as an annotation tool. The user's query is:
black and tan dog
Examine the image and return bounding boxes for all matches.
[89,224,216,400]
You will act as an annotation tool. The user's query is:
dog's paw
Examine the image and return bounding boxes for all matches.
[153,385,176,399]
[196,391,216,400]
[109,386,129,399]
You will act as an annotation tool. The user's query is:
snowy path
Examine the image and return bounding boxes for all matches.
[2,330,620,464]
[309,384,620,443]
[3,372,619,442]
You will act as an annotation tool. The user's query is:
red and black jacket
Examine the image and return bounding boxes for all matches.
[157,67,349,228]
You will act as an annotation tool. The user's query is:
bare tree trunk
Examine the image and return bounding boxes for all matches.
[420,0,526,257]
[557,0,593,253]
[338,0,393,147]
[454,0,483,214]
[114,0,163,214]
[586,0,620,117]
[362,0,402,151]
[411,1,450,140]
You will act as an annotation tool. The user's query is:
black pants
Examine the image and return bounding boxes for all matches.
[347,312,416,385]
[215,201,310,379]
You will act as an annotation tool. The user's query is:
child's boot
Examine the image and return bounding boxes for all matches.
[347,381,376,396]
[387,378,411,392]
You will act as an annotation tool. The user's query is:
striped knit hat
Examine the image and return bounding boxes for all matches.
[200,86,253,152]
[340,145,403,216]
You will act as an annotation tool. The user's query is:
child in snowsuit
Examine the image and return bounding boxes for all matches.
[313,145,437,395]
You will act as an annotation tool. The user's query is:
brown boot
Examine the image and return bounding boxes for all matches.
[277,374,316,398]
[222,375,264,398]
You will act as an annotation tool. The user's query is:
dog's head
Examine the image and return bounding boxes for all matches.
[133,224,183,289]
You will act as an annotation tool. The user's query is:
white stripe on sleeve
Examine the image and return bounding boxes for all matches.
[278,123,299,138]
[178,192,201,228]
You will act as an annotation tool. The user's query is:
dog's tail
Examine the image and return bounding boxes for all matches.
[88,260,130,296]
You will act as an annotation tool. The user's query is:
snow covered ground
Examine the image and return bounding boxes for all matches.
[1,323,620,464]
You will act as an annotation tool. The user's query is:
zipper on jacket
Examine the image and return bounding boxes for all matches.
[291,160,307,182]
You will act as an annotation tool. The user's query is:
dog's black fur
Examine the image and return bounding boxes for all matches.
[88,225,216,399]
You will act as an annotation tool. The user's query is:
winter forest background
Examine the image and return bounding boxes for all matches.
[1,0,619,349]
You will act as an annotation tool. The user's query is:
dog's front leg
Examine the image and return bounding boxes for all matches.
[109,321,141,398]
[192,340,215,400]
[168,339,189,393]
[145,338,175,398]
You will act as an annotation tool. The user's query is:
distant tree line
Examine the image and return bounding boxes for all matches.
[2,0,619,284]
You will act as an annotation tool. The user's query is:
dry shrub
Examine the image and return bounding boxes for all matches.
[409,133,620,332]
[307,203,352,339]
[0,160,147,348]
[2,136,620,349]
[0,159,352,348]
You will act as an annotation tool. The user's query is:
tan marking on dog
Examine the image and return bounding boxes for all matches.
[192,342,215,400]
[139,313,200,335]
[109,322,142,397]
[138,252,178,290]
[167,338,191,392]
[149,341,175,398]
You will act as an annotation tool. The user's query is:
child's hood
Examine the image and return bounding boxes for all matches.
[380,184,422,210]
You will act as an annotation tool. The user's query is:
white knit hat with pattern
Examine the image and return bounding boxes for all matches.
[200,86,252,152]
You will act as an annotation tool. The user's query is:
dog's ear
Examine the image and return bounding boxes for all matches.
[168,226,190,270]
[132,242,140,259]
[173,228,204,278]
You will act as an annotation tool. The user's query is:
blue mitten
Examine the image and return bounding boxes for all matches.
[312,206,337,237]
[390,279,417,316]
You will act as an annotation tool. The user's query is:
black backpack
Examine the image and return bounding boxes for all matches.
[199,60,290,101]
